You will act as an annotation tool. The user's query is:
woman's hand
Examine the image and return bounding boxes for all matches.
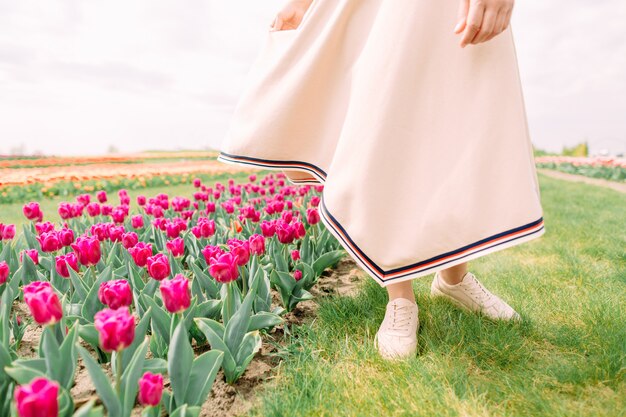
[454,0,514,47]
[269,0,314,31]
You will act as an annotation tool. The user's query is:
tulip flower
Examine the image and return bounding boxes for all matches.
[166,237,185,257]
[137,195,147,206]
[228,239,250,266]
[276,222,296,244]
[98,279,133,310]
[0,261,9,285]
[159,274,191,314]
[23,281,63,326]
[55,253,79,278]
[248,234,265,256]
[97,190,107,203]
[146,253,170,281]
[57,228,75,247]
[260,220,276,237]
[128,242,153,267]
[14,377,59,417]
[36,231,62,253]
[294,269,303,281]
[71,235,102,266]
[108,225,125,242]
[20,249,39,265]
[291,249,300,261]
[23,202,44,222]
[94,306,135,352]
[208,252,239,284]
[131,214,144,229]
[2,223,16,240]
[137,371,164,407]
[122,232,139,249]
[35,221,55,235]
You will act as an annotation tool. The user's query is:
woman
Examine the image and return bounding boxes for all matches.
[218,0,545,360]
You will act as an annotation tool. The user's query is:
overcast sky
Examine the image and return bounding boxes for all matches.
[0,0,624,156]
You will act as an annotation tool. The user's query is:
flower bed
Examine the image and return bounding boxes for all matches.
[0,172,345,416]
[535,156,626,182]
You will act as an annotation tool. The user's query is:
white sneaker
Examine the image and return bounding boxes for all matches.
[374,297,419,360]
[430,271,521,321]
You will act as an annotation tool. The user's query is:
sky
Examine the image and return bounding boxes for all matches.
[0,0,624,157]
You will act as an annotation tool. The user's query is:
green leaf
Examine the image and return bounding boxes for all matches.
[77,324,100,350]
[248,312,284,332]
[312,250,345,276]
[185,350,223,406]
[58,324,79,389]
[143,358,167,374]
[168,321,193,409]
[68,267,89,301]
[141,295,172,344]
[5,364,46,384]
[0,344,12,384]
[233,331,262,381]
[77,345,122,417]
[195,318,236,379]
[121,308,151,370]
[72,400,104,417]
[121,337,149,417]
[170,404,201,417]
[42,326,62,382]
[81,266,112,322]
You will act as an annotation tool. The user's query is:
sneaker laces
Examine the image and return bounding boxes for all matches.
[389,303,415,332]
[463,274,496,306]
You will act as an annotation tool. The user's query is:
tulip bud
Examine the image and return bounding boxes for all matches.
[208,252,239,284]
[0,261,9,285]
[55,253,79,278]
[23,281,63,326]
[94,307,135,352]
[14,377,59,417]
[248,234,266,256]
[71,236,102,266]
[166,237,185,258]
[159,274,191,313]
[1,224,16,240]
[137,371,164,406]
[291,249,300,261]
[20,249,39,265]
[294,269,303,281]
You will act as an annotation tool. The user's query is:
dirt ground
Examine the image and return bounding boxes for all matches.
[11,256,366,416]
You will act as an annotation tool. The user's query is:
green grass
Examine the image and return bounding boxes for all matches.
[251,172,626,417]
[0,171,255,228]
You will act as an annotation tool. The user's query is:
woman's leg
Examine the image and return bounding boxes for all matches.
[385,262,468,301]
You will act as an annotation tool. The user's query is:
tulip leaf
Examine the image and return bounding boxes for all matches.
[312,250,345,276]
[224,281,257,356]
[141,294,172,344]
[168,321,194,409]
[121,337,149,417]
[143,358,168,374]
[233,331,262,380]
[42,326,62,381]
[0,286,13,347]
[185,350,223,406]
[170,404,201,417]
[77,345,122,417]
[19,252,38,286]
[81,266,111,322]
[58,323,79,389]
[78,324,100,350]
[121,308,151,370]
[273,249,289,272]
[73,399,105,417]
[0,344,12,384]
[248,312,284,332]
[5,363,46,384]
[68,267,89,301]
[190,276,206,304]
[196,300,222,320]
[195,318,236,379]
[11,358,46,373]
[190,262,219,299]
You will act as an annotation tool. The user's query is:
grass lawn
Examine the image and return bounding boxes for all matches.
[251,172,626,417]
[0,171,254,228]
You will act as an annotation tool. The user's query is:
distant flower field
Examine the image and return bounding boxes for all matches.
[535,155,626,182]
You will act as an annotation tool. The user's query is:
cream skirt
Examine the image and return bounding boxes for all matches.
[217,0,546,287]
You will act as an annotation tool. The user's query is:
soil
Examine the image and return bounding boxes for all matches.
[10,256,366,417]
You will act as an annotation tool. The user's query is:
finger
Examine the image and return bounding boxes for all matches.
[460,2,484,47]
[502,7,513,32]
[454,0,470,33]
[274,15,284,31]
[486,9,507,40]
[472,6,498,44]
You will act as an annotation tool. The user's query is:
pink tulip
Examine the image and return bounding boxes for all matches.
[0,261,9,285]
[228,239,250,266]
[131,214,144,229]
[276,222,296,244]
[201,245,224,265]
[159,274,191,313]
[208,252,239,284]
[55,253,79,278]
[193,178,202,188]
[14,377,59,417]
[57,228,75,247]
[122,232,139,249]
[97,190,107,203]
[294,269,303,281]
[23,281,63,326]
[260,220,276,238]
[23,202,44,222]
[128,242,152,267]
[71,236,102,266]
[35,221,55,235]
[137,195,147,206]
[94,306,135,352]
[2,224,16,240]
[20,249,39,265]
[293,221,306,239]
[166,237,185,258]
[98,279,133,310]
[86,203,101,217]
[291,249,300,261]
[146,253,170,281]
[248,234,265,256]
[306,207,321,225]
[137,371,164,406]
[36,231,62,253]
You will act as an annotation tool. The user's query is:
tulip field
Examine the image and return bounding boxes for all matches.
[0,167,347,417]
[535,155,626,182]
